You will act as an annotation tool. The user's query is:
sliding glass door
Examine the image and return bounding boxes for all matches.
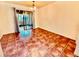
[16,10,33,38]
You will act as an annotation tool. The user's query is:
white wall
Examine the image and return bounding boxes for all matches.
[0,5,15,35]
[34,8,39,28]
[37,2,79,40]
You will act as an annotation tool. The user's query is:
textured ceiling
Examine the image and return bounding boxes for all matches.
[6,1,54,8]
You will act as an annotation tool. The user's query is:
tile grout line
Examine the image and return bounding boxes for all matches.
[60,40,71,57]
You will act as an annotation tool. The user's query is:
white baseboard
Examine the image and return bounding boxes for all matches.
[0,42,4,57]
[0,35,3,39]
[0,34,4,56]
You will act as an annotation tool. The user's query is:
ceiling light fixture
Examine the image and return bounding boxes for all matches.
[32,1,36,11]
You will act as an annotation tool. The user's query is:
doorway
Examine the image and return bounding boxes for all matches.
[16,10,33,38]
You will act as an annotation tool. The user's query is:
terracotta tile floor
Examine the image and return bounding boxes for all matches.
[0,28,76,57]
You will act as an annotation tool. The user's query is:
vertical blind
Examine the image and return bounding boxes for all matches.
[16,10,33,30]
